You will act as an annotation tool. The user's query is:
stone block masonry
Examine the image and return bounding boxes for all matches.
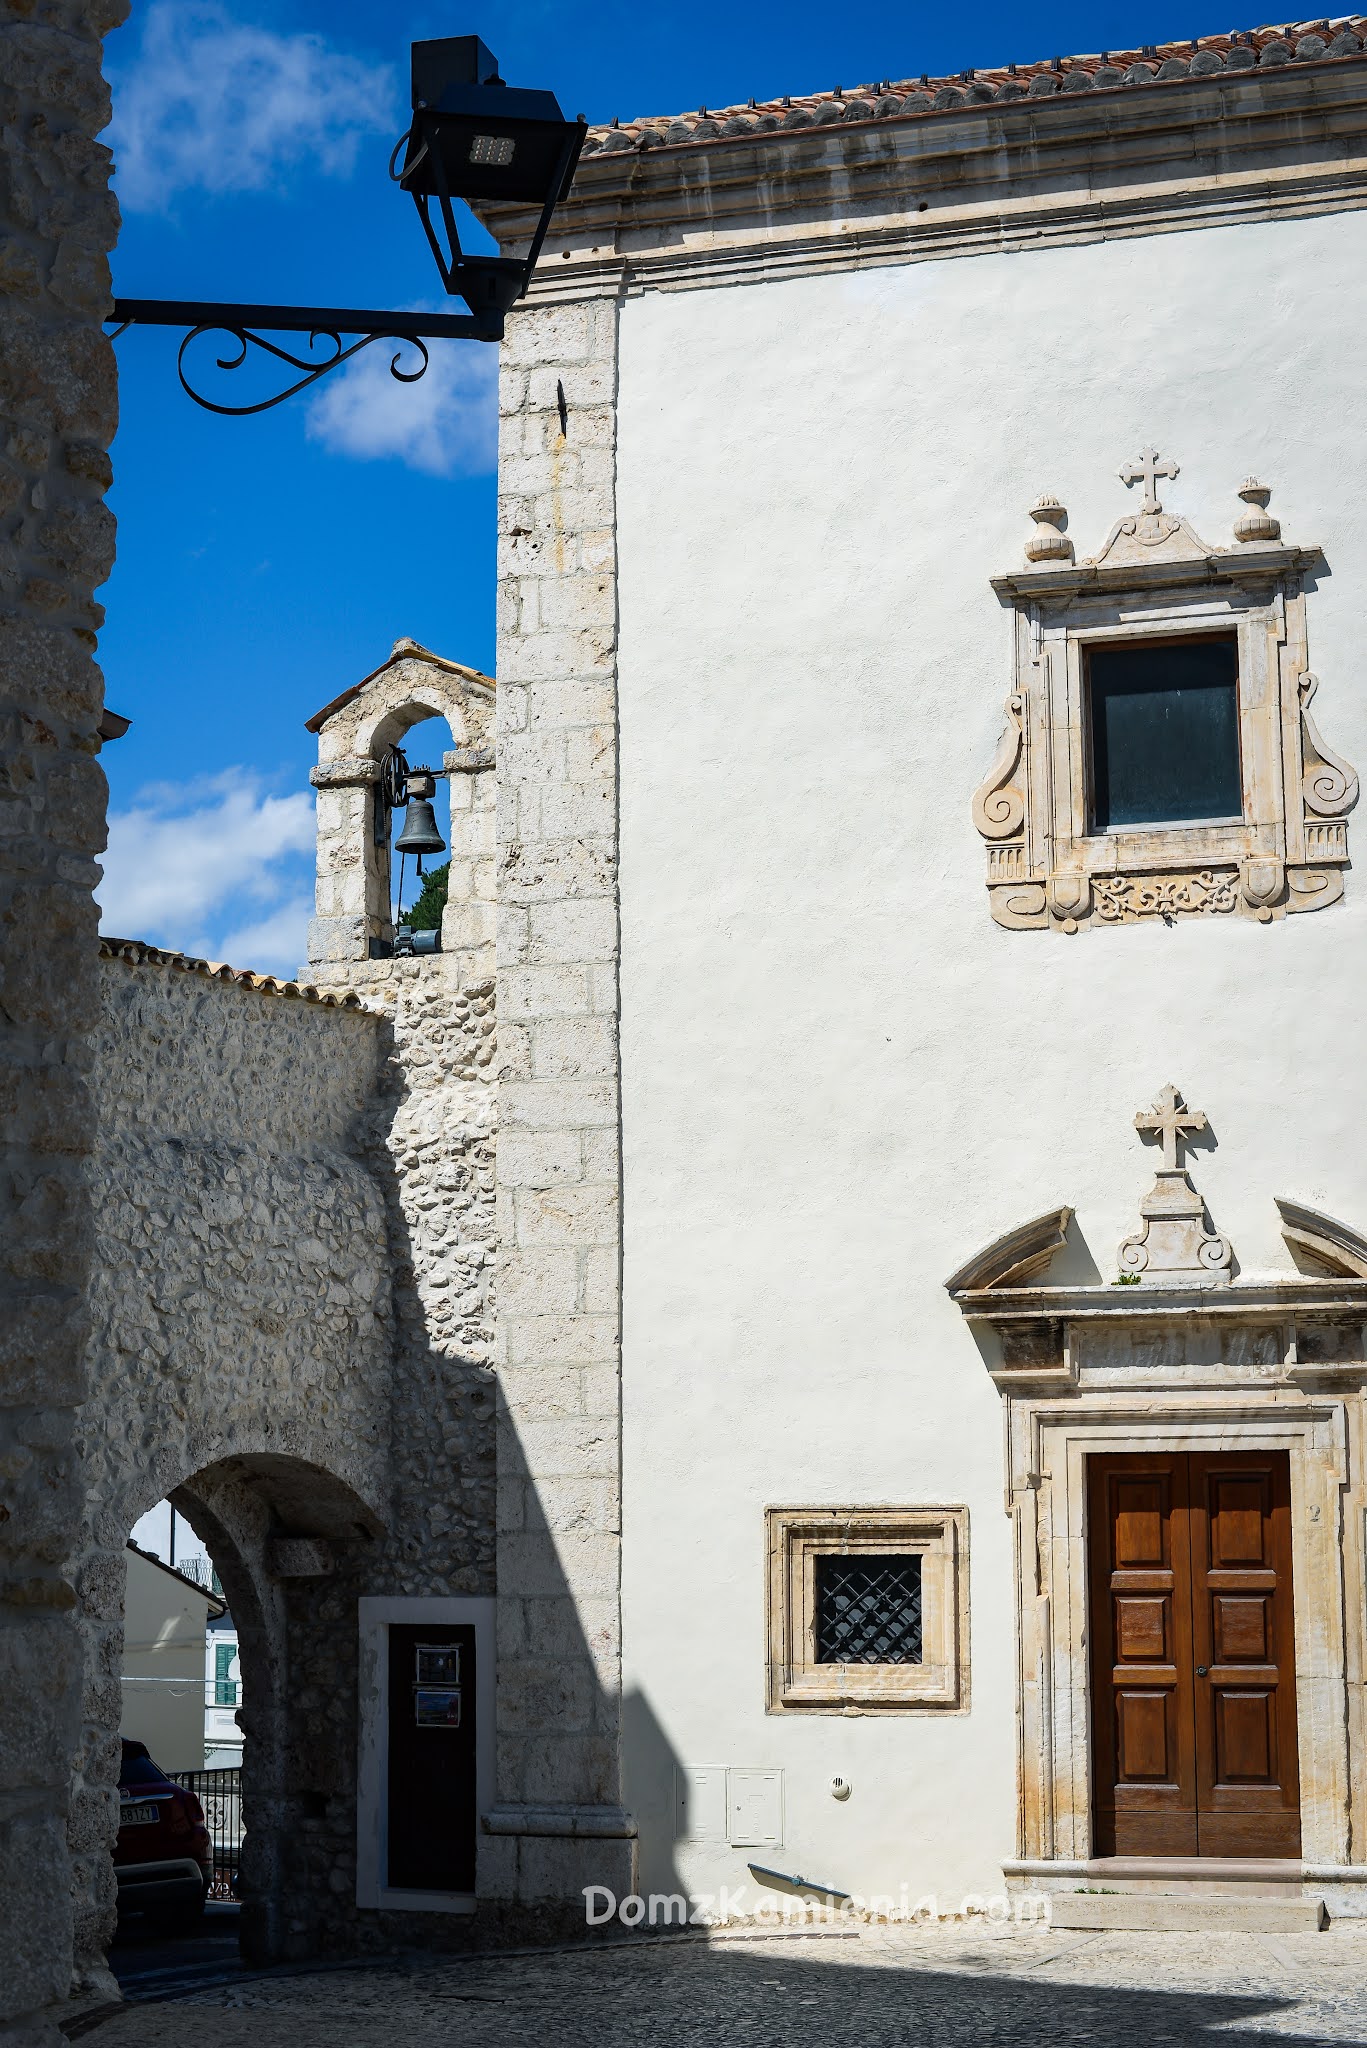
[491,294,636,1916]
[293,951,501,1955]
[0,0,128,2038]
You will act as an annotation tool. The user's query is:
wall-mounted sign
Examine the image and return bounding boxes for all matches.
[414,1687,462,1729]
[415,1643,460,1685]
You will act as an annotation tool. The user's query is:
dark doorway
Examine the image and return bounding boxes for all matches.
[1087,1450,1300,1857]
[386,1622,478,1892]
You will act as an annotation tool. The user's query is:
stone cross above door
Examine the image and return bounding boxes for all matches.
[1119,1085,1233,1284]
[1135,1082,1208,1173]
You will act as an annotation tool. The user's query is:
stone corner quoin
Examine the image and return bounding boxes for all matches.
[493,293,629,1887]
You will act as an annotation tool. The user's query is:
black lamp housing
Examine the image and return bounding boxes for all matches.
[398,36,586,320]
[107,31,585,414]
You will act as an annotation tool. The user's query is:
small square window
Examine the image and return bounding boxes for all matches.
[1088,635,1242,831]
[766,1507,968,1712]
[814,1553,922,1664]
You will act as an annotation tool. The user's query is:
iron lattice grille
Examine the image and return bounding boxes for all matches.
[814,1552,923,1665]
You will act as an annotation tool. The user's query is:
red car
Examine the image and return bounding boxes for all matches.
[114,1740,212,1926]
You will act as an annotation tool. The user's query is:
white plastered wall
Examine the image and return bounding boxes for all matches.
[613,208,1367,1908]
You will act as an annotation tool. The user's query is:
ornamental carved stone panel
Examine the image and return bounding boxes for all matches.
[974,455,1357,933]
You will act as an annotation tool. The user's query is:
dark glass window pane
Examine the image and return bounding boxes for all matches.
[814,1553,922,1665]
[1089,638,1242,830]
[119,1750,172,1788]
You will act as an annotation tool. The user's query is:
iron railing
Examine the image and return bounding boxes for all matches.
[174,1766,241,1900]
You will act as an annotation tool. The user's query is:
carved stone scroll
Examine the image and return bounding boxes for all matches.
[972,692,1026,840]
[1093,870,1238,923]
[1299,673,1360,817]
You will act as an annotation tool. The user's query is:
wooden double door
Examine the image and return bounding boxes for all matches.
[1087,1451,1301,1858]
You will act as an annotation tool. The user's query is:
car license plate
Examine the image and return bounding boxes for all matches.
[120,1801,159,1825]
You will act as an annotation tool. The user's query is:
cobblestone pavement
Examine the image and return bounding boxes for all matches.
[81,1918,1367,2045]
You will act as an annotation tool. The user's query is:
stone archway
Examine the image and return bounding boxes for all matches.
[97,1454,386,1967]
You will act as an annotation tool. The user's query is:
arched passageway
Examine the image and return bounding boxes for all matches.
[107,1455,385,1964]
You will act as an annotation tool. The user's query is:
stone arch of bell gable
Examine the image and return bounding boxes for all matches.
[308,654,497,971]
[314,659,495,774]
[365,687,466,765]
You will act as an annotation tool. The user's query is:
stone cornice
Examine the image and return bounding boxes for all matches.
[952,1277,1367,1389]
[480,63,1367,300]
[989,543,1322,602]
[952,1278,1367,1322]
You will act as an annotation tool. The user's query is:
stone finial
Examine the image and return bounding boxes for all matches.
[1234,477,1281,544]
[1025,494,1074,563]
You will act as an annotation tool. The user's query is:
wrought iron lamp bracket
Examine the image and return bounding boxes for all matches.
[105,299,501,416]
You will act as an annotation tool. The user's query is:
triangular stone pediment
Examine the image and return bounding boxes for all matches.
[1089,510,1212,570]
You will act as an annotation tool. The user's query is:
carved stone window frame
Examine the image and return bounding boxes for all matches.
[974,471,1358,932]
[765,1506,969,1713]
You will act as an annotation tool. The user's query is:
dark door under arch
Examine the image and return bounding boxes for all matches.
[1087,1450,1300,1857]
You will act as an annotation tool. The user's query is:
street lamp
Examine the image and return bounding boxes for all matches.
[397,36,584,320]
[108,35,586,414]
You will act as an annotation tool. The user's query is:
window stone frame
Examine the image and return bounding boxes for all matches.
[975,472,1358,932]
[765,1506,969,1713]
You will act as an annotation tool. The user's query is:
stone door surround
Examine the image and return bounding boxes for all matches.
[1004,1395,1353,1873]
[946,1180,1367,1895]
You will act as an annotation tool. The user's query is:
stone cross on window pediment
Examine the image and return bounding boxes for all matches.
[1135,1083,1207,1172]
[1120,446,1179,518]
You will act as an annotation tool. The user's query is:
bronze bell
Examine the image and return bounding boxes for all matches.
[393,770,447,859]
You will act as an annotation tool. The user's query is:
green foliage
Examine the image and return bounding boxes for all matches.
[405,861,449,932]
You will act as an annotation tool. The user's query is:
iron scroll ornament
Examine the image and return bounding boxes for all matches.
[105,299,500,417]
[173,323,430,419]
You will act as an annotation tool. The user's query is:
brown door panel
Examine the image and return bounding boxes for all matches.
[1188,1452,1301,1848]
[1089,1450,1301,1859]
[1087,1454,1197,1855]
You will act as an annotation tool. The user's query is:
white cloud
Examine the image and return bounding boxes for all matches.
[98,769,315,974]
[305,325,499,477]
[214,896,315,979]
[110,3,397,212]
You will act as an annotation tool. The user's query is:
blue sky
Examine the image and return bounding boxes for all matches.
[99,0,1217,971]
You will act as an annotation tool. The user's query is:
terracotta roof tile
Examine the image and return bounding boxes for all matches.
[99,937,374,1011]
[580,18,1366,155]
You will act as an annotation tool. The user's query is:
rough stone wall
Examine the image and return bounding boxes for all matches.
[0,0,126,2037]
[487,297,633,1911]
[70,954,393,1973]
